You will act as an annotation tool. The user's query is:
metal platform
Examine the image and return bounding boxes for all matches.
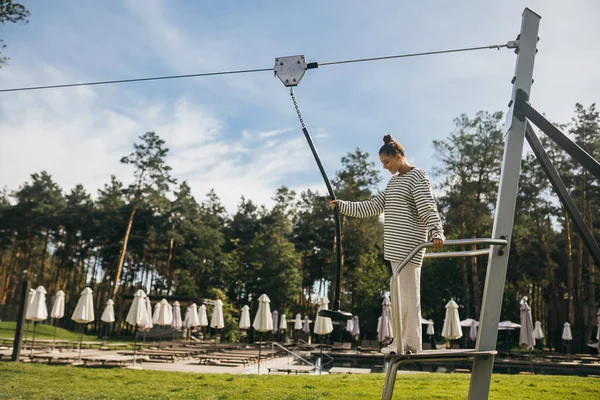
[382,350,497,399]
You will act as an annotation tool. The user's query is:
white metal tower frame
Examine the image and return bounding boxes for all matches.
[469,8,540,399]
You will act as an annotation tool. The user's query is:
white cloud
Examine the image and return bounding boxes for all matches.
[0,66,319,215]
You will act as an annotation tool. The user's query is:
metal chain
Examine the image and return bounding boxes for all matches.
[290,88,306,130]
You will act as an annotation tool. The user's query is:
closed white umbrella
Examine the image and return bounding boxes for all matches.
[155,299,172,326]
[125,290,149,367]
[519,298,536,372]
[279,314,287,331]
[198,304,209,327]
[100,299,115,345]
[126,290,149,326]
[50,290,65,352]
[184,303,200,340]
[101,299,115,323]
[562,322,572,340]
[184,303,201,328]
[152,301,162,324]
[170,301,182,343]
[71,287,95,362]
[24,288,35,320]
[314,297,333,335]
[25,286,48,321]
[72,287,95,324]
[294,313,303,330]
[562,322,573,360]
[442,300,462,344]
[314,297,333,374]
[239,305,251,330]
[469,320,478,343]
[519,299,535,350]
[211,299,225,350]
[346,318,354,333]
[533,321,544,340]
[50,291,65,319]
[378,297,393,342]
[272,310,279,334]
[302,316,310,334]
[426,321,435,336]
[171,301,182,330]
[139,296,154,333]
[210,299,225,329]
[26,286,48,356]
[351,316,360,337]
[252,294,272,373]
[253,295,273,332]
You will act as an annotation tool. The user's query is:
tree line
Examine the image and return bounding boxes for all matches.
[0,104,598,351]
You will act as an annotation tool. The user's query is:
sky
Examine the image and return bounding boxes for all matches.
[1,0,599,214]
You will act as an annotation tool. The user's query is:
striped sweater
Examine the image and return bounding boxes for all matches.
[337,167,445,265]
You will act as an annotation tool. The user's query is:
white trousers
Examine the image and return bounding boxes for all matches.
[390,260,422,352]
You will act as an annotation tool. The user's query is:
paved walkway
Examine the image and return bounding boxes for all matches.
[139,355,303,374]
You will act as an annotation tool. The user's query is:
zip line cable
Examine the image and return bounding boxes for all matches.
[0,42,512,93]
[317,43,509,67]
[0,68,273,93]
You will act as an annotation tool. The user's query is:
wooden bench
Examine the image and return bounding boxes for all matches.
[81,355,150,367]
[30,351,93,364]
[331,342,353,351]
[358,340,380,352]
[196,353,256,367]
[117,350,189,363]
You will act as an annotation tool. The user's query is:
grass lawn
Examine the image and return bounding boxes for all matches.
[0,321,100,342]
[0,363,598,399]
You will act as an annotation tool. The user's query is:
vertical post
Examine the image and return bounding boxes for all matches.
[469,8,540,399]
[11,277,31,362]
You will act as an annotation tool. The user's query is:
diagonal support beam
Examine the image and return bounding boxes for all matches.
[515,89,600,181]
[525,122,600,268]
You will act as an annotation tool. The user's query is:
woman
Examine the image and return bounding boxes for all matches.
[330,134,445,354]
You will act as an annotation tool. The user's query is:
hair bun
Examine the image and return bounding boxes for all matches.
[383,134,394,144]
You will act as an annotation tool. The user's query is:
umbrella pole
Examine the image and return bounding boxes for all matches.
[51,318,58,352]
[133,325,138,367]
[320,336,323,375]
[257,332,262,374]
[30,321,37,357]
[77,324,83,363]
[529,348,534,374]
[24,321,29,344]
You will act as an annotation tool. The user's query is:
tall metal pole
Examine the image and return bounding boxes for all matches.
[469,8,540,399]
[11,275,31,362]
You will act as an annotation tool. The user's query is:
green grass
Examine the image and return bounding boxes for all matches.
[0,363,598,399]
[0,321,101,342]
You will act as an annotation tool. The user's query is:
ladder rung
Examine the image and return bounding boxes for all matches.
[386,349,497,363]
[424,249,491,259]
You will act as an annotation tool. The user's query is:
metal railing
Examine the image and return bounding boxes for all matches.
[391,237,508,357]
[393,238,508,275]
[271,341,317,369]
[296,339,334,374]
